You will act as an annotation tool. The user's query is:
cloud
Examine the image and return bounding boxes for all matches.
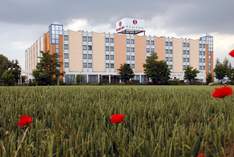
[0,0,234,70]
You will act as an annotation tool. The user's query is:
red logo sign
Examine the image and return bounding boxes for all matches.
[133,20,138,25]
[119,21,122,27]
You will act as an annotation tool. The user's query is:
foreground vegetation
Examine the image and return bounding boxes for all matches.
[0,86,233,157]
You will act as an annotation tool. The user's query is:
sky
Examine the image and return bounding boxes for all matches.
[0,0,234,71]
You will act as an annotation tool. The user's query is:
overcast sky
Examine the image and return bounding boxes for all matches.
[0,0,234,71]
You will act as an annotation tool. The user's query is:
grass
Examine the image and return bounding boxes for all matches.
[0,86,233,157]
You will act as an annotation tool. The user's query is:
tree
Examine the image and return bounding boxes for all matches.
[0,54,10,82]
[206,73,213,84]
[143,53,170,84]
[184,66,199,83]
[214,58,230,83]
[1,60,21,85]
[118,64,134,83]
[33,51,59,85]
[1,70,14,85]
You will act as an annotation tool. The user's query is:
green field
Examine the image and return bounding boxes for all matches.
[0,86,233,157]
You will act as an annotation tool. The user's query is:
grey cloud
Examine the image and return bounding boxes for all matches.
[0,0,233,34]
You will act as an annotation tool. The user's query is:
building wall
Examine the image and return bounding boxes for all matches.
[92,32,105,72]
[114,33,126,71]
[156,37,165,61]
[68,31,82,72]
[189,39,199,69]
[135,35,146,73]
[172,38,183,73]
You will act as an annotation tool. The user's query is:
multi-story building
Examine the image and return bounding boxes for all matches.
[25,18,214,84]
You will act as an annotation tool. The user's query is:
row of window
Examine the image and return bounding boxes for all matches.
[146,40,155,45]
[127,47,135,52]
[83,54,92,59]
[199,66,205,70]
[183,65,189,69]
[183,42,190,47]
[105,55,114,60]
[165,41,173,46]
[165,57,173,62]
[199,58,206,63]
[64,35,69,41]
[83,45,92,51]
[199,44,206,48]
[126,55,135,61]
[183,58,190,62]
[105,38,114,43]
[83,36,92,42]
[64,44,69,50]
[106,63,114,69]
[83,63,92,68]
[146,48,155,53]
[199,51,205,56]
[64,62,69,68]
[105,46,114,51]
[166,49,173,54]
[183,50,190,55]
[126,39,135,45]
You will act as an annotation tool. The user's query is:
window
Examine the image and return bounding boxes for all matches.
[131,64,135,69]
[82,36,87,42]
[105,55,109,60]
[127,47,131,52]
[126,39,131,44]
[151,48,155,53]
[105,38,109,43]
[83,54,87,59]
[146,40,150,45]
[88,63,92,68]
[83,63,87,68]
[83,45,87,50]
[131,47,135,52]
[110,55,114,60]
[64,62,69,68]
[110,38,114,43]
[64,35,69,41]
[110,46,114,51]
[131,56,135,60]
[64,44,69,50]
[64,53,69,59]
[88,54,92,59]
[151,40,154,45]
[88,45,92,51]
[127,55,131,61]
[131,39,135,44]
[110,63,114,68]
[106,63,109,68]
[88,36,92,42]
[56,48,59,53]
[105,46,109,51]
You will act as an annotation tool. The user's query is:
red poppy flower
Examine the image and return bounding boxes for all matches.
[17,115,33,128]
[109,114,125,124]
[229,49,234,57]
[197,152,205,157]
[212,86,233,98]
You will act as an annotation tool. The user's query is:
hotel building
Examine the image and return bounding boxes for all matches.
[25,18,214,84]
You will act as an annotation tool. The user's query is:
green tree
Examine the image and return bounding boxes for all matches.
[1,60,21,85]
[143,53,170,84]
[206,73,213,84]
[118,64,134,83]
[214,58,230,83]
[1,70,14,85]
[184,66,199,83]
[33,51,59,85]
[0,54,10,82]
